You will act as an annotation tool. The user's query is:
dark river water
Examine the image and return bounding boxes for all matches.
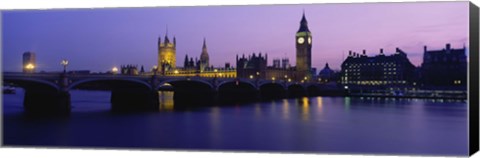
[3,89,468,156]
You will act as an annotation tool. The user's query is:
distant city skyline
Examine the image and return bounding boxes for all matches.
[2,2,469,72]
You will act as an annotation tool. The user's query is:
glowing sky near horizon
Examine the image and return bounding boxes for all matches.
[2,2,469,72]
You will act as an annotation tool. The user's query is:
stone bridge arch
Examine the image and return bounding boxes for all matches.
[4,77,60,91]
[157,77,214,90]
[67,77,152,91]
[157,77,215,107]
[67,78,157,111]
[217,78,257,90]
[217,78,259,104]
[259,82,287,100]
[3,77,68,115]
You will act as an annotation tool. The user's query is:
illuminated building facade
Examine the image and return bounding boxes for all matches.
[199,38,210,72]
[340,48,416,87]
[22,51,36,73]
[120,64,139,75]
[266,58,295,81]
[295,12,313,81]
[236,53,267,79]
[169,38,236,78]
[158,34,176,74]
[421,43,467,87]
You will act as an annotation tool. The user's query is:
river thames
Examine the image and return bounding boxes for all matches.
[3,89,468,156]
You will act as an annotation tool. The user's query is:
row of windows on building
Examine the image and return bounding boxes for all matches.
[328,44,467,88]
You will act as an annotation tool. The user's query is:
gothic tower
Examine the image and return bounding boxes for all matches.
[295,11,312,81]
[199,38,210,72]
[158,31,176,73]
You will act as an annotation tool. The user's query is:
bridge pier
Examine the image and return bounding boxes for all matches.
[23,90,71,116]
[111,90,159,112]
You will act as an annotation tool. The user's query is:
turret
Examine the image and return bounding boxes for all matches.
[157,36,161,46]
[184,54,189,68]
[298,10,310,32]
[164,34,170,44]
[173,36,176,47]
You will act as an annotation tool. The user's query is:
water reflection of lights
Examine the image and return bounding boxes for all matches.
[301,97,310,121]
[271,101,276,113]
[254,103,262,118]
[210,106,222,143]
[316,97,323,113]
[158,91,174,111]
[282,99,290,120]
[344,97,351,111]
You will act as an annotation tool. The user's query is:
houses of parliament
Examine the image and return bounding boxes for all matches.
[155,12,315,82]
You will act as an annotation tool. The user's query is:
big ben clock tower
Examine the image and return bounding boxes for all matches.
[296,11,312,81]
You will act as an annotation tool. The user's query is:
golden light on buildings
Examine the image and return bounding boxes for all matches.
[249,75,254,79]
[304,76,308,80]
[25,63,35,70]
[288,78,292,82]
[272,77,275,81]
[174,70,179,74]
[214,69,218,72]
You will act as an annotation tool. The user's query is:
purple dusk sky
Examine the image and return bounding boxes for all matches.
[2,1,469,72]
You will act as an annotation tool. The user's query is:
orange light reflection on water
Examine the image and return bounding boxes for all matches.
[301,97,310,121]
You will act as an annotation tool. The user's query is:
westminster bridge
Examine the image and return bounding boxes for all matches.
[3,72,331,115]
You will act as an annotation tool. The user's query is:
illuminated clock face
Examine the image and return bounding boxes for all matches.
[297,37,305,44]
[308,37,312,44]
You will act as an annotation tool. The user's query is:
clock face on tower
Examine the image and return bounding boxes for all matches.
[308,37,312,44]
[297,37,305,44]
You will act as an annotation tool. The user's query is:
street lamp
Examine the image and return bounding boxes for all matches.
[112,66,119,74]
[61,59,69,73]
[25,63,35,71]
[152,65,158,76]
